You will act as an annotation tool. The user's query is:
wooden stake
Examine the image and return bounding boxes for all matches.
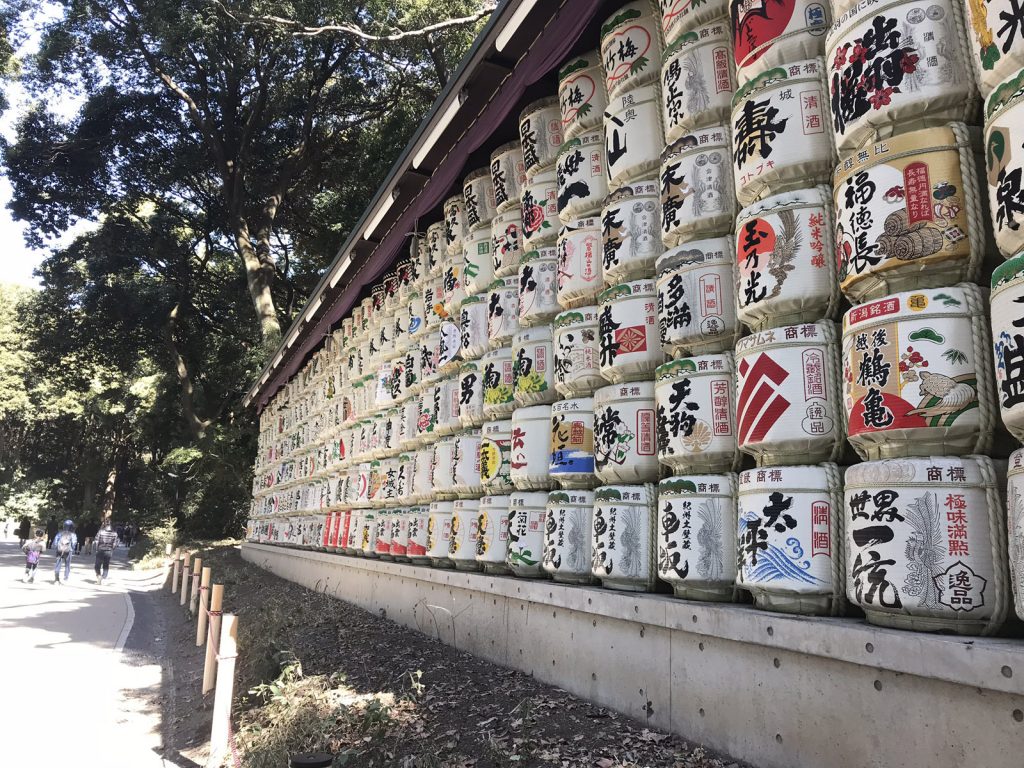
[208,613,238,767]
[189,557,202,616]
[171,550,181,594]
[202,584,224,695]
[196,566,212,647]
[180,554,191,607]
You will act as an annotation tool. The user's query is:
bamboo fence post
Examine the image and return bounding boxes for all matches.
[180,553,191,607]
[208,614,238,767]
[171,549,181,594]
[203,584,224,695]
[196,566,212,647]
[188,557,202,615]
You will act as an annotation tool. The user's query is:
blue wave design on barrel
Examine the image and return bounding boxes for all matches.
[747,542,821,585]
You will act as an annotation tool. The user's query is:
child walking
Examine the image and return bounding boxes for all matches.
[23,530,44,583]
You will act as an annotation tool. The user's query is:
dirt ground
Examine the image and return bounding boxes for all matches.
[152,544,746,768]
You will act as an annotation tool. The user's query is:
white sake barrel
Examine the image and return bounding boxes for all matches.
[408,289,427,340]
[553,306,604,396]
[463,226,495,296]
[371,284,387,322]
[399,395,421,452]
[487,277,521,349]
[416,383,439,445]
[827,0,977,153]
[396,453,415,504]
[341,317,355,348]
[657,475,738,600]
[383,271,400,316]
[660,0,729,44]
[1007,450,1024,621]
[735,321,844,465]
[550,397,597,488]
[661,20,735,142]
[592,484,658,590]
[506,491,549,577]
[558,51,610,141]
[392,305,411,358]
[482,345,515,419]
[731,0,830,86]
[459,293,489,361]
[434,374,461,437]
[521,168,560,249]
[842,284,995,459]
[513,325,556,406]
[518,248,560,326]
[543,489,596,583]
[604,84,664,191]
[437,318,463,376]
[984,71,1024,259]
[344,510,362,553]
[463,166,498,231]
[511,405,554,490]
[476,494,512,573]
[452,428,483,497]
[458,361,485,428]
[384,410,403,456]
[444,194,468,258]
[406,505,430,563]
[992,255,1024,440]
[426,501,454,568]
[965,2,1024,96]
[846,456,1009,635]
[602,179,662,284]
[491,207,524,278]
[390,509,409,561]
[374,510,392,559]
[656,236,739,356]
[735,186,838,331]
[731,60,834,205]
[491,140,527,214]
[360,510,378,557]
[426,221,446,279]
[598,280,663,383]
[422,275,447,334]
[594,382,660,484]
[412,446,434,503]
[449,498,481,571]
[354,461,373,507]
[412,233,431,291]
[397,258,417,302]
[557,216,604,308]
[601,1,663,99]
[737,463,844,615]
[368,460,386,507]
[419,330,441,387]
[834,123,984,303]
[480,418,515,493]
[442,252,466,316]
[660,126,735,247]
[656,355,739,473]
[519,96,564,179]
[359,297,374,340]
[556,131,608,224]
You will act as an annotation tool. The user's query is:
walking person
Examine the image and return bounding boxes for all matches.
[52,520,77,585]
[22,530,44,583]
[17,516,31,547]
[45,517,58,550]
[94,522,118,586]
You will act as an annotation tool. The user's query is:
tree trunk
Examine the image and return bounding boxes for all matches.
[101,463,118,523]
[165,302,214,440]
[234,215,282,352]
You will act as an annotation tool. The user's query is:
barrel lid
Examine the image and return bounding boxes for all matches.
[547,489,595,503]
[491,139,523,157]
[993,252,1024,289]
[986,68,1024,122]
[558,52,600,82]
[520,95,560,121]
[521,248,556,264]
[553,307,597,327]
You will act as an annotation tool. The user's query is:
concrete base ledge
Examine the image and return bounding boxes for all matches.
[242,543,1024,768]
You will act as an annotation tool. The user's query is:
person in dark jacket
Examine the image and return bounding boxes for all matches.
[17,517,31,547]
[94,523,119,585]
[45,517,58,549]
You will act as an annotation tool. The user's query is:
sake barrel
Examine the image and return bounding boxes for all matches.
[594,382,660,484]
[426,221,446,278]
[550,397,597,488]
[834,123,984,303]
[359,297,373,339]
[480,418,515,493]
[660,127,735,247]
[343,510,362,554]
[556,131,608,223]
[413,233,431,290]
[390,509,410,562]
[511,405,555,490]
[437,318,463,376]
[655,355,740,473]
[452,428,483,497]
[444,194,469,258]
[735,186,839,331]
[371,283,387,321]
[392,306,411,358]
[845,456,1009,635]
[459,293,489,362]
[397,257,417,302]
[984,70,1024,259]
[420,330,441,387]
[416,383,439,445]
[351,303,366,344]
[518,248,560,327]
[492,207,525,278]
[383,270,400,315]
[412,446,434,503]
[992,255,1024,440]
[592,484,658,591]
[965,0,1024,96]
[491,140,527,214]
[360,510,378,557]
[384,410,403,456]
[731,0,830,86]
[449,498,482,571]
[426,501,454,568]
[604,85,664,191]
[513,325,556,407]
[442,251,466,316]
[557,216,604,308]
[434,374,461,437]
[408,289,427,339]
[396,453,415,504]
[827,0,977,153]
[399,395,421,452]
[458,361,486,427]
[731,60,834,205]
[737,463,844,615]
[1007,450,1024,620]
[406,505,430,563]
[374,510,392,559]
[656,236,740,356]
[543,489,596,583]
[598,280,663,383]
[482,345,515,419]
[558,51,610,141]
[476,494,513,574]
[403,343,424,403]
[422,275,448,333]
[464,166,498,231]
[522,169,560,249]
[735,321,845,465]
[519,96,564,180]
[601,1,663,99]
[487,276,521,349]
[842,284,995,459]
[602,179,662,284]
[463,226,496,296]
[661,20,735,142]
[368,460,386,507]
[354,462,373,507]
[506,491,549,577]
[553,306,604,396]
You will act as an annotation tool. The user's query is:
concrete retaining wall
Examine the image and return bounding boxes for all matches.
[241,543,1024,768]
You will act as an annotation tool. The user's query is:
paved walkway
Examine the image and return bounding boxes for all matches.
[0,535,172,766]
